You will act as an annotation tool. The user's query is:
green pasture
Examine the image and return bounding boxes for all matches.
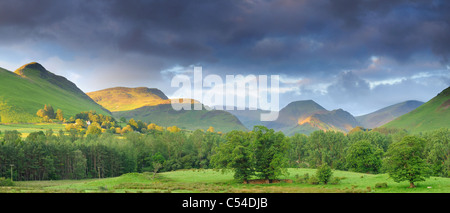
[3,168,449,193]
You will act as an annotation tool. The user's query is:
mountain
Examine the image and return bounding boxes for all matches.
[274,105,359,136]
[226,100,359,135]
[88,87,247,132]
[383,86,450,133]
[113,103,248,133]
[0,62,110,123]
[300,108,360,132]
[356,100,424,129]
[266,100,327,131]
[87,87,170,112]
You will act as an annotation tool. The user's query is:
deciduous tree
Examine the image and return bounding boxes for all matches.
[346,140,383,174]
[384,136,430,188]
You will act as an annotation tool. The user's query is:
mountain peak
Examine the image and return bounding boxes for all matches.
[437,86,450,97]
[14,62,47,77]
[21,62,46,70]
[13,62,93,100]
[285,100,325,109]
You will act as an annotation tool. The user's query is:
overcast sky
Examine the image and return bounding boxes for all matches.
[0,0,449,115]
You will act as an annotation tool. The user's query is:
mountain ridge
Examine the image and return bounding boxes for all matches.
[113,103,248,133]
[0,62,111,123]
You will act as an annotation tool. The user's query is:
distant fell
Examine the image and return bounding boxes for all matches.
[87,87,170,112]
[266,100,326,131]
[113,103,248,133]
[356,100,424,129]
[228,100,359,135]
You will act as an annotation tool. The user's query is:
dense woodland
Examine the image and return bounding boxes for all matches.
[0,123,449,182]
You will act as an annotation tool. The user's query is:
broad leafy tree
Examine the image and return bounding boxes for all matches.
[211,130,254,182]
[252,126,289,181]
[424,128,450,177]
[384,136,430,188]
[345,140,383,174]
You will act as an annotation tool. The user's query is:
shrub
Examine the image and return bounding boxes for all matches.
[98,185,108,191]
[307,175,320,185]
[296,173,310,184]
[0,177,14,186]
[375,182,388,188]
[316,164,333,184]
[329,176,342,185]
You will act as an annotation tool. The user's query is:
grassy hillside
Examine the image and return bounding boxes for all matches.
[113,104,248,132]
[383,87,450,133]
[0,62,110,123]
[356,100,424,129]
[87,87,171,112]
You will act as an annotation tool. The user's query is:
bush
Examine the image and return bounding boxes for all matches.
[307,175,320,185]
[316,164,333,184]
[375,182,388,188]
[296,173,310,183]
[0,177,14,186]
[329,176,342,185]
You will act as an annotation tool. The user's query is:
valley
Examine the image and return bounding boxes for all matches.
[0,62,449,195]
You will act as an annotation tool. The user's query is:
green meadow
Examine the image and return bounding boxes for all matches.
[0,123,65,138]
[3,168,449,193]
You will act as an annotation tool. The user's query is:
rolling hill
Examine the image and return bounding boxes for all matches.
[383,86,450,133]
[356,100,424,129]
[88,86,245,132]
[0,62,110,123]
[113,103,248,133]
[87,87,170,112]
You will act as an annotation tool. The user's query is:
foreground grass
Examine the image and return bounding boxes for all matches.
[2,168,450,193]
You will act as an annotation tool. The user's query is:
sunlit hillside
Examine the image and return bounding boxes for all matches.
[0,62,110,123]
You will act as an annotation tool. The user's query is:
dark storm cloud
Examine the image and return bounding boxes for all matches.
[1,0,449,71]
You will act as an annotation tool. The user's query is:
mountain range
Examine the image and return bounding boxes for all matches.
[0,62,448,135]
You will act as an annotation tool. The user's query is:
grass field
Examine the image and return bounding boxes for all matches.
[0,123,66,138]
[3,168,450,193]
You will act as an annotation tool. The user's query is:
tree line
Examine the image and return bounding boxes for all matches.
[0,126,448,187]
